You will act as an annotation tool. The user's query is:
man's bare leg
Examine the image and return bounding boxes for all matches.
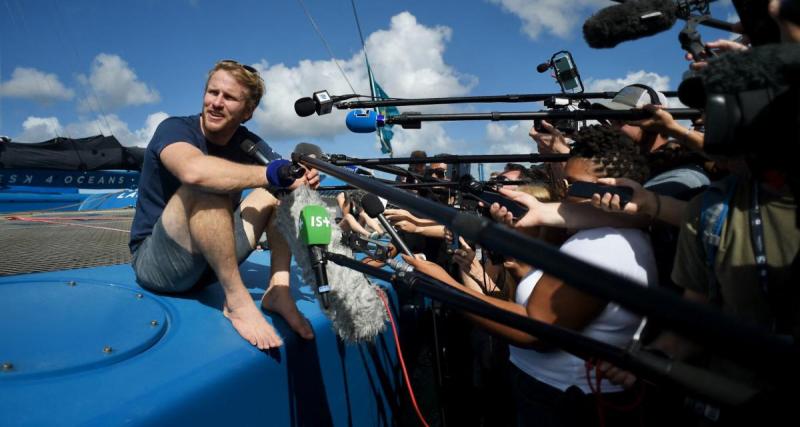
[239,189,314,340]
[161,186,282,350]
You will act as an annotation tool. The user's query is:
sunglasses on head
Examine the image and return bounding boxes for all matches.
[218,59,258,75]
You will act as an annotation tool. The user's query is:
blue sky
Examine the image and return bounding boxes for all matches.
[1,0,738,164]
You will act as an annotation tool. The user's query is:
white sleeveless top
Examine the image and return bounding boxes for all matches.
[508,227,657,393]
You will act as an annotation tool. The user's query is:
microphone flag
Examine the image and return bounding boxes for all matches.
[372,78,398,155]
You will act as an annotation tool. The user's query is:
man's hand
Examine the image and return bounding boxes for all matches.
[597,361,639,389]
[627,105,681,136]
[451,237,476,272]
[304,167,320,189]
[686,38,749,71]
[288,166,320,191]
[529,120,570,154]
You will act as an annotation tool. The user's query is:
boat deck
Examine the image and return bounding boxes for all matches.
[0,209,134,276]
[0,209,400,426]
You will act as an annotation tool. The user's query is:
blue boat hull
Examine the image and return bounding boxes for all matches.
[0,251,400,426]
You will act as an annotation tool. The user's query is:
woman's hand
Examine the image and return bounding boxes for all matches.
[401,254,461,287]
[384,208,419,224]
[590,177,652,216]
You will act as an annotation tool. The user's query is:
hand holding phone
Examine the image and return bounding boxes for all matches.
[567,181,633,207]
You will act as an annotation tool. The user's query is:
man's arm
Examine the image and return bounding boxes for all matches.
[161,142,266,193]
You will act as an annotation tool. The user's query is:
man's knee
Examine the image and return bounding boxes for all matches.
[175,185,233,212]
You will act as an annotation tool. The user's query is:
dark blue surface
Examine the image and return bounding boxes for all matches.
[0,251,400,427]
[0,191,88,213]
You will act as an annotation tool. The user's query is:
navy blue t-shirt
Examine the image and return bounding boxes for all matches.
[129,115,280,252]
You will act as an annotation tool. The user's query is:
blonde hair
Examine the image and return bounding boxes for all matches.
[516,184,554,203]
[206,60,265,114]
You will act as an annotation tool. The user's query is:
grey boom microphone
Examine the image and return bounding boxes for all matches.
[583,0,678,49]
[275,185,387,342]
[361,194,414,257]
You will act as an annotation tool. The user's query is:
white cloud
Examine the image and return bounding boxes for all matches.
[77,54,160,112]
[250,11,477,156]
[64,112,168,147]
[485,122,536,156]
[584,70,671,93]
[488,0,610,39]
[584,70,687,107]
[384,123,460,157]
[14,112,167,146]
[134,112,170,146]
[16,116,64,142]
[0,67,74,104]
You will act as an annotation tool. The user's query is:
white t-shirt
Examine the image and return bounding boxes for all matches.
[509,227,657,393]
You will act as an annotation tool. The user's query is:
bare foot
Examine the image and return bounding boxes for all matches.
[261,284,315,340]
[223,298,284,350]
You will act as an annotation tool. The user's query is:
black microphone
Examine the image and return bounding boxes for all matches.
[240,139,304,188]
[293,90,360,117]
[293,142,326,160]
[361,193,414,257]
[536,62,552,73]
[583,0,678,49]
[294,97,317,117]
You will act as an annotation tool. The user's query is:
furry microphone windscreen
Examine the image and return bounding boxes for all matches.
[700,43,800,94]
[679,44,800,108]
[583,0,678,49]
[275,185,387,342]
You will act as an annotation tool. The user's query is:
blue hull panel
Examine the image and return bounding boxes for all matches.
[0,251,399,426]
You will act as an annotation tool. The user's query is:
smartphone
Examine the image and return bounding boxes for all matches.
[552,53,580,91]
[567,181,633,207]
[450,230,460,252]
[472,190,529,218]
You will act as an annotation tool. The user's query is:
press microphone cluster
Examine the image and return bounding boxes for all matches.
[240,139,305,188]
[344,107,702,133]
[275,185,388,342]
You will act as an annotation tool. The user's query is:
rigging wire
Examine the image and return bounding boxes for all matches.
[4,0,69,139]
[295,0,358,94]
[350,0,375,100]
[47,0,114,137]
[350,0,392,156]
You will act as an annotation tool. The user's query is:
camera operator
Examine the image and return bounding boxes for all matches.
[596,40,800,426]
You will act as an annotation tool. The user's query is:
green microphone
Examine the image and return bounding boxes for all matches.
[300,205,333,308]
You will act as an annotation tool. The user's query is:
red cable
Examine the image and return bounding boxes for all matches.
[376,289,430,427]
[6,216,130,233]
[585,359,646,427]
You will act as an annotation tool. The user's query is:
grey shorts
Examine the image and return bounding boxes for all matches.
[131,208,254,293]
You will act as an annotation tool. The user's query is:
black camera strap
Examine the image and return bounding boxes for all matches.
[748,180,774,330]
